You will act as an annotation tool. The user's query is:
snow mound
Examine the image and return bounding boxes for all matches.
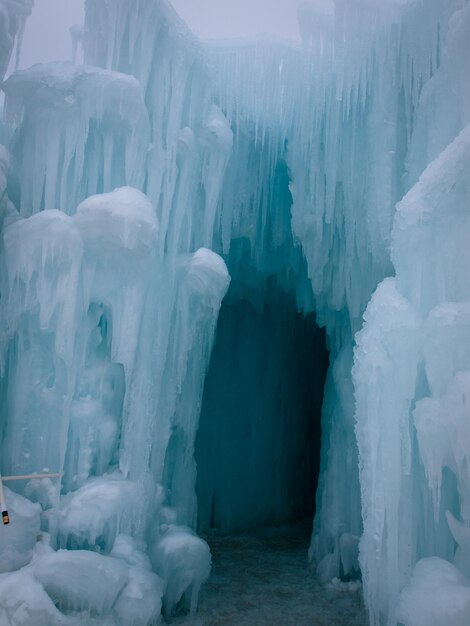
[34,549,129,615]
[152,525,211,617]
[0,487,40,573]
[397,557,470,626]
[57,475,141,552]
[76,187,159,255]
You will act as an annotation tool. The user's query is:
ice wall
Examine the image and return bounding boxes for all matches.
[0,0,32,216]
[356,126,470,626]
[0,184,229,621]
[0,1,234,619]
[353,3,470,625]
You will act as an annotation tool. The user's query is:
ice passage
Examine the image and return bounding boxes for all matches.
[0,0,469,624]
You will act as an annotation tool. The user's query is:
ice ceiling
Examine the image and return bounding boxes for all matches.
[0,0,469,625]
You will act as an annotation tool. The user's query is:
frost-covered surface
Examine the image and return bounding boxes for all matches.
[152,525,211,617]
[0,0,469,624]
[0,534,163,625]
[0,487,40,573]
[397,558,470,626]
[171,523,366,626]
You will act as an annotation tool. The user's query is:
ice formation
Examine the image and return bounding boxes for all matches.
[0,0,469,624]
[0,0,33,82]
[3,64,149,215]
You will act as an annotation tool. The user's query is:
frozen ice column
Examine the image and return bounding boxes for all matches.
[84,0,233,258]
[354,124,470,625]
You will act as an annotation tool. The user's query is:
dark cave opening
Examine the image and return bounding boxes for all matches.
[195,284,329,535]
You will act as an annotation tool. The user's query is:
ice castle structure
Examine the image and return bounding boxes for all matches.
[0,0,469,624]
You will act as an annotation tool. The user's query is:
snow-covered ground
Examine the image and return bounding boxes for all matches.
[171,522,366,625]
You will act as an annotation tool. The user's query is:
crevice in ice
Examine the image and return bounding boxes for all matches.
[62,302,125,495]
[195,285,328,535]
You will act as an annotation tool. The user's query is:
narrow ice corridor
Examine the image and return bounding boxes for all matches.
[171,522,366,626]
[195,288,329,534]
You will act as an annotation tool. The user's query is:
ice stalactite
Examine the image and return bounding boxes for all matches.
[3,64,150,216]
[69,25,84,65]
[0,145,18,230]
[297,1,334,55]
[84,0,234,261]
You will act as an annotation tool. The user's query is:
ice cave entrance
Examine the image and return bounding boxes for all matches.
[195,285,329,534]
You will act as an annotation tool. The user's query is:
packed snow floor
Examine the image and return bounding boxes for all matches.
[169,521,366,626]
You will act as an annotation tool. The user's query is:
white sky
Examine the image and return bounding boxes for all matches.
[18,0,84,69]
[171,0,300,42]
[16,0,300,70]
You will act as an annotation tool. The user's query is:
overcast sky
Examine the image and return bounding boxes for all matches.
[18,0,84,69]
[171,0,299,41]
[15,0,300,71]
